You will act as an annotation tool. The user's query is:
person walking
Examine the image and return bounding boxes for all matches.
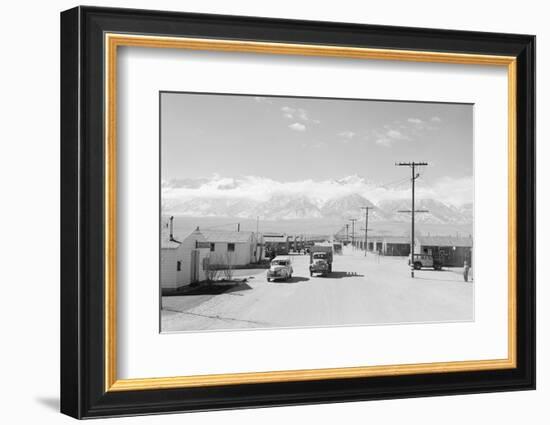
[463,261,471,282]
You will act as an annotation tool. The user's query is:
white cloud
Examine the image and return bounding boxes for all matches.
[338,131,356,139]
[386,129,405,139]
[297,109,309,121]
[372,116,440,147]
[280,106,320,124]
[416,175,473,206]
[288,122,306,132]
[375,138,392,147]
[281,106,294,114]
[162,174,473,208]
[374,128,411,147]
[253,96,273,104]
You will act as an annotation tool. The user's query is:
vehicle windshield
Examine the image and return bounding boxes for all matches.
[271,260,287,266]
[313,253,327,259]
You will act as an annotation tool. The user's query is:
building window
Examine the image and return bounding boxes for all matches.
[210,243,215,252]
[176,261,182,271]
[228,243,235,252]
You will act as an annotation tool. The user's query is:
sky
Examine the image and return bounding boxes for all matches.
[161,92,473,205]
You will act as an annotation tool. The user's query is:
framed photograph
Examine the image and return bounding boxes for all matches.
[60,6,535,419]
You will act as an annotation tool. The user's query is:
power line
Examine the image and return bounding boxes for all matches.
[376,175,412,189]
[395,161,429,278]
[360,207,374,256]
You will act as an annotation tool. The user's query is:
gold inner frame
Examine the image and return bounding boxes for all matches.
[104,33,517,392]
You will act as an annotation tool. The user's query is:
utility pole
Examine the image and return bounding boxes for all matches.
[169,216,174,241]
[360,207,374,256]
[395,161,428,277]
[349,218,357,250]
[360,228,374,250]
[345,224,349,245]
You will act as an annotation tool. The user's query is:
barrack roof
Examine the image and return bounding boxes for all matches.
[202,230,255,243]
[417,235,473,248]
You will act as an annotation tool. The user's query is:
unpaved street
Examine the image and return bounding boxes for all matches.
[161,247,473,332]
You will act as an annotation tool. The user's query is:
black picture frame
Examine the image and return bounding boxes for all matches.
[61,6,535,419]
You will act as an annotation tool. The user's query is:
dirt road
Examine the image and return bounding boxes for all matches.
[161,247,473,332]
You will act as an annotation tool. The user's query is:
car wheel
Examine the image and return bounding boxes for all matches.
[414,262,422,270]
[267,278,271,282]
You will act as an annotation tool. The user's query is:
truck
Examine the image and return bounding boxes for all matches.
[309,245,334,277]
[263,234,290,259]
[408,253,443,271]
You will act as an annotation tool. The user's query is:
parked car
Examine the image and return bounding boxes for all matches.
[267,256,293,282]
[408,253,442,270]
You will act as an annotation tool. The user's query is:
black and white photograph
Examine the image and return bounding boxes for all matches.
[160,92,474,333]
[54,3,536,420]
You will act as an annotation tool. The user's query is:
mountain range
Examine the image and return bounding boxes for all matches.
[162,175,473,224]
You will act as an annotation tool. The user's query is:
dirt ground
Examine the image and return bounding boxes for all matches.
[161,247,474,332]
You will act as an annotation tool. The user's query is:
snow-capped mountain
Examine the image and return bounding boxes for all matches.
[252,194,323,220]
[320,194,388,221]
[378,199,468,224]
[162,175,473,224]
[166,197,258,218]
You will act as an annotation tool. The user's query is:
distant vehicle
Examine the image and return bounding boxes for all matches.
[408,253,442,270]
[267,256,293,282]
[265,244,289,260]
[264,235,290,259]
[309,245,334,277]
[270,243,289,256]
[332,243,342,255]
[304,241,315,254]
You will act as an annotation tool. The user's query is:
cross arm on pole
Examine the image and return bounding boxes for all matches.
[395,162,428,166]
[397,209,429,213]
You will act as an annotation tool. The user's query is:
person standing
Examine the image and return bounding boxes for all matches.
[463,261,471,282]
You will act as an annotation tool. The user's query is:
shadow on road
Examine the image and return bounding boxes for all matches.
[413,276,469,283]
[326,271,365,279]
[178,282,253,296]
[270,276,311,284]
